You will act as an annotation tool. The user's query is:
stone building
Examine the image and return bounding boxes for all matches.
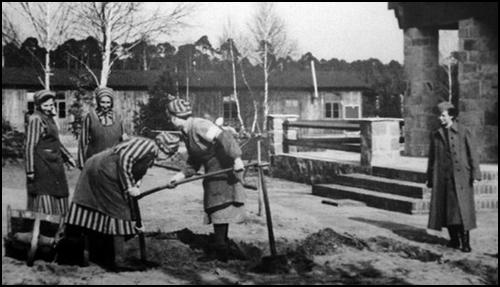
[389,2,498,163]
[2,67,370,135]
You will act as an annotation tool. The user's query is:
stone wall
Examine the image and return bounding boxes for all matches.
[402,27,440,157]
[457,18,498,163]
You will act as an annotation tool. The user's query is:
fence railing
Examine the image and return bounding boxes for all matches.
[273,116,403,167]
[283,120,361,153]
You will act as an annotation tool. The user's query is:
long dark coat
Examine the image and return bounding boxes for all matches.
[426,122,481,231]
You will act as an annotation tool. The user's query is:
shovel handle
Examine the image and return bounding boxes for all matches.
[132,198,147,261]
[138,162,266,199]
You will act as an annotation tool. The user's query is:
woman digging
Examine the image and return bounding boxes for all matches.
[64,133,180,271]
[166,97,247,262]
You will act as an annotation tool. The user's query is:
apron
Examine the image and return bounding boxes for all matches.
[28,113,69,198]
[85,109,123,160]
[72,149,154,221]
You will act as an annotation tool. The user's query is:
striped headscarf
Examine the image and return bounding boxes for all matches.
[95,87,114,100]
[167,98,192,118]
[34,90,55,106]
[155,132,180,156]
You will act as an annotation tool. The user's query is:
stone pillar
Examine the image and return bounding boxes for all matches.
[403,27,440,157]
[360,118,402,167]
[458,18,498,163]
[266,114,299,156]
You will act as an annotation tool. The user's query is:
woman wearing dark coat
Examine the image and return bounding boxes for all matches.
[167,97,246,262]
[25,90,76,215]
[426,101,481,253]
[77,87,126,169]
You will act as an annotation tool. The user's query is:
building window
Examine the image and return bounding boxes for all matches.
[285,99,298,108]
[56,92,66,118]
[345,106,360,118]
[26,92,35,115]
[342,93,361,118]
[223,95,238,120]
[325,102,340,119]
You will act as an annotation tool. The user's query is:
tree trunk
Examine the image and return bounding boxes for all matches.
[185,58,190,100]
[239,61,259,133]
[262,42,269,132]
[143,47,147,71]
[44,4,51,89]
[45,51,50,89]
[230,41,245,132]
[100,24,111,87]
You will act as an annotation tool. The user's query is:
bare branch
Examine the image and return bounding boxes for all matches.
[65,52,100,87]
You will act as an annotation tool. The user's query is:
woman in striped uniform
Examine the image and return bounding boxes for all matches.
[77,87,127,169]
[167,98,246,262]
[25,90,76,215]
[65,133,179,270]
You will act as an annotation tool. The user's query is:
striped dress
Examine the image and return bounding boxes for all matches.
[25,112,73,215]
[66,137,159,235]
[77,108,124,169]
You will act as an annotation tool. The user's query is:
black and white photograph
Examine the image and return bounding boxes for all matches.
[1,2,498,285]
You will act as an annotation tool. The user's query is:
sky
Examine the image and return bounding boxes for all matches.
[151,2,459,64]
[149,2,406,64]
[4,2,458,65]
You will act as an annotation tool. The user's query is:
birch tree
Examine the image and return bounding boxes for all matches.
[3,2,75,88]
[2,9,22,68]
[219,19,247,132]
[73,2,195,88]
[248,2,296,131]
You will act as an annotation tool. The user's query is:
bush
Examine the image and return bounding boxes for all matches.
[68,72,97,139]
[134,70,178,137]
[2,120,25,164]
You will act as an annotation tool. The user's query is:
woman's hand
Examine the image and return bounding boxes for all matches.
[169,172,185,187]
[127,186,141,197]
[27,173,35,182]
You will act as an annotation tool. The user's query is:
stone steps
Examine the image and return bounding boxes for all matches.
[313,184,424,214]
[333,173,427,199]
[313,183,498,214]
[371,165,498,182]
[313,166,497,214]
[333,173,497,198]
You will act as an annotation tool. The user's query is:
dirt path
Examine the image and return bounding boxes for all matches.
[2,162,498,285]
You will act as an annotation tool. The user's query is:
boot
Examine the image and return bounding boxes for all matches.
[460,230,472,253]
[446,226,460,249]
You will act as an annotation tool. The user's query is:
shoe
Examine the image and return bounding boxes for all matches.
[460,231,472,253]
[446,226,460,249]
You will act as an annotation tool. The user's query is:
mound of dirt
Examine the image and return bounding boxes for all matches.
[450,258,498,285]
[366,236,442,262]
[298,228,368,256]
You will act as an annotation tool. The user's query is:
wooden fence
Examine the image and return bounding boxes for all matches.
[283,120,361,153]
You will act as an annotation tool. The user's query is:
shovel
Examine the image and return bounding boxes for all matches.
[253,138,290,273]
[132,162,264,263]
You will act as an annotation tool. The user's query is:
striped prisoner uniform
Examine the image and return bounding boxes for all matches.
[25,112,73,215]
[67,137,158,235]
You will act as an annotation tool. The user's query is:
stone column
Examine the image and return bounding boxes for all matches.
[360,118,402,167]
[458,18,498,163]
[403,27,440,157]
[266,114,299,156]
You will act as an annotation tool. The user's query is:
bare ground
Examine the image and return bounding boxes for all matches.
[2,161,498,285]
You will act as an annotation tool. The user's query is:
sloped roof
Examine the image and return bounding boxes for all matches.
[2,67,369,91]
